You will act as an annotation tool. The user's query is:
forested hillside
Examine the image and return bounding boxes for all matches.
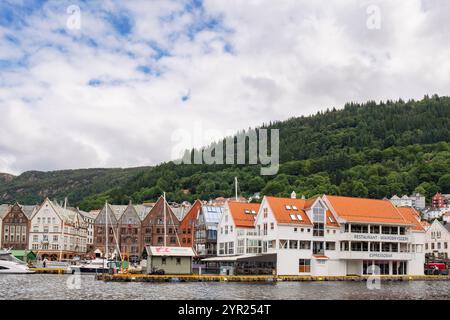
[0,167,149,205]
[79,95,450,210]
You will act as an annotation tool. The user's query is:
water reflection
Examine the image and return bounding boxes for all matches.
[0,275,449,300]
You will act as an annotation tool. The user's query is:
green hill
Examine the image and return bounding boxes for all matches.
[0,167,149,205]
[1,95,450,211]
[80,95,450,210]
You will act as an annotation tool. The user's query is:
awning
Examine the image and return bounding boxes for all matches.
[11,250,37,261]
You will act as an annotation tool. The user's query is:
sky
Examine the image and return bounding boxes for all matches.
[0,0,449,175]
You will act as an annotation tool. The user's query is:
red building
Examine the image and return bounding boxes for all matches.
[432,193,445,208]
[179,200,202,248]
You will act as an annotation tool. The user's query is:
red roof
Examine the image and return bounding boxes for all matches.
[396,207,425,232]
[265,197,313,225]
[325,195,410,225]
[228,202,260,228]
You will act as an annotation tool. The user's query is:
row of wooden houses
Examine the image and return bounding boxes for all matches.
[0,195,227,262]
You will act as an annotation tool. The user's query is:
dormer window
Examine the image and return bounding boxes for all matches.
[289,214,297,220]
[292,206,298,211]
[286,205,292,210]
[297,214,303,221]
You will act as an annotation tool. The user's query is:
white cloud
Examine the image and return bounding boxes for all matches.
[0,0,449,174]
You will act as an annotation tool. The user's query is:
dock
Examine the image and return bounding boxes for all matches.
[31,268,70,274]
[96,273,450,282]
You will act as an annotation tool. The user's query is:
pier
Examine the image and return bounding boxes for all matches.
[31,268,70,274]
[96,273,450,283]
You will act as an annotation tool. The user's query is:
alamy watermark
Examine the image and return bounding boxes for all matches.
[171,124,279,175]
[366,265,381,290]
[67,5,81,30]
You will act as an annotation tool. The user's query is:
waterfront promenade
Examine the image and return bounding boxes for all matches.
[96,273,450,283]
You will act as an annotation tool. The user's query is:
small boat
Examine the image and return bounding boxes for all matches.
[70,258,116,274]
[0,250,35,274]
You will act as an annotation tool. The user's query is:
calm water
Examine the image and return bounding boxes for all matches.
[0,274,449,300]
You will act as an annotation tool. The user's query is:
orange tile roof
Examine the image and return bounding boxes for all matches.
[228,202,260,228]
[396,207,425,232]
[265,197,313,225]
[326,210,340,228]
[325,195,410,225]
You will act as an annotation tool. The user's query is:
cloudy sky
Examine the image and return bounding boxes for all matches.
[0,0,449,174]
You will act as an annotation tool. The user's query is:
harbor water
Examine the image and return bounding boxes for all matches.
[1,274,450,300]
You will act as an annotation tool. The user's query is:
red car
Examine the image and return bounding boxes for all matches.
[425,263,449,275]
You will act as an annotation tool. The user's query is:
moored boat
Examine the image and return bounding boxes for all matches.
[0,250,35,274]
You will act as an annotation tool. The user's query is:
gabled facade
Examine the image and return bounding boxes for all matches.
[1,203,36,250]
[141,196,181,248]
[425,220,450,259]
[93,203,126,258]
[118,202,143,260]
[179,200,202,248]
[217,201,261,256]
[28,198,88,260]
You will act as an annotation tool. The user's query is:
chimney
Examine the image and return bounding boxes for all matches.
[301,195,306,200]
[291,191,296,199]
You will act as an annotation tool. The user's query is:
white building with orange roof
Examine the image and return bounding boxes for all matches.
[217,201,261,256]
[443,212,450,224]
[254,194,425,276]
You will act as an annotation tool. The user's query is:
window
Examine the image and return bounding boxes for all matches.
[370,225,380,234]
[285,205,291,210]
[299,241,310,250]
[176,258,181,265]
[263,208,268,218]
[161,258,166,265]
[326,242,336,251]
[299,259,311,273]
[270,223,274,230]
[292,206,298,211]
[313,223,324,237]
[289,240,298,249]
[313,206,325,222]
[289,214,297,220]
[296,215,303,221]
[313,242,324,254]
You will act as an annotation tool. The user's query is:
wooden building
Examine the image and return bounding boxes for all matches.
[144,246,195,274]
[179,200,202,248]
[141,196,181,248]
[1,203,37,250]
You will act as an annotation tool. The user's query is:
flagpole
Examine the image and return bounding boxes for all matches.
[105,201,108,268]
[163,192,167,247]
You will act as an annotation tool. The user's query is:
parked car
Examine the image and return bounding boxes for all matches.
[424,263,449,275]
